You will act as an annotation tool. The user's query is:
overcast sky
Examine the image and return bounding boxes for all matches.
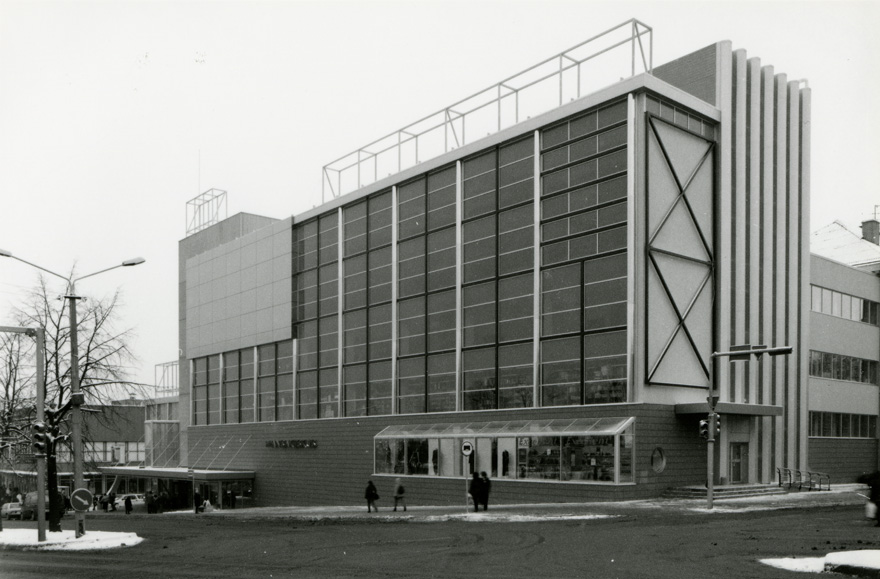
[1,0,878,391]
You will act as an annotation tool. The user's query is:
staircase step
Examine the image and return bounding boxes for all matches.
[664,485,791,499]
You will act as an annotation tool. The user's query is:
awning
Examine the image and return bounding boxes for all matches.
[99,466,255,481]
[674,402,783,417]
[375,417,635,439]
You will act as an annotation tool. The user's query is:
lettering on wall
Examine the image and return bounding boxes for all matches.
[265,439,318,449]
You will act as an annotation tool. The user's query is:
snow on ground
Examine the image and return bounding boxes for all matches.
[761,550,880,574]
[0,528,143,550]
[422,513,617,523]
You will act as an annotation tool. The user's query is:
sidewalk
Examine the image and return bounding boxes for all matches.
[201,482,868,522]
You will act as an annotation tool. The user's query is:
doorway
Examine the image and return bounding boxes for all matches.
[729,442,749,484]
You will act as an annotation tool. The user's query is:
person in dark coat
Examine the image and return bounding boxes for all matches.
[365,480,379,513]
[479,471,491,511]
[194,490,202,514]
[124,495,133,515]
[468,472,484,512]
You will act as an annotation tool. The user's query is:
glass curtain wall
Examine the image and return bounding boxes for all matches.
[539,99,629,406]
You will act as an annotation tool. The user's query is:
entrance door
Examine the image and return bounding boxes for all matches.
[729,443,749,484]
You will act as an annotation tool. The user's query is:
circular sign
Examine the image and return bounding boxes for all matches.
[70,488,93,513]
[461,441,474,457]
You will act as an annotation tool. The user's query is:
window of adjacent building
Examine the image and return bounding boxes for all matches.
[809,350,878,385]
[811,285,880,326]
[809,411,877,438]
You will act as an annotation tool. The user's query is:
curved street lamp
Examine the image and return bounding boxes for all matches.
[0,249,144,537]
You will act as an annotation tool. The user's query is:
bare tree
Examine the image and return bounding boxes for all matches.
[2,272,146,531]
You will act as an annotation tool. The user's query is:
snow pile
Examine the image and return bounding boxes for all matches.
[0,529,143,550]
[761,550,880,574]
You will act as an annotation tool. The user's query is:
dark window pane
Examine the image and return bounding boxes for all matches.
[542,264,581,336]
[344,201,367,257]
[368,360,392,416]
[463,347,496,410]
[499,342,534,408]
[369,246,392,305]
[369,191,393,249]
[398,236,426,298]
[343,254,367,311]
[541,336,581,407]
[499,273,533,343]
[398,178,426,239]
[398,297,425,356]
[398,357,426,414]
[318,213,338,265]
[369,303,393,360]
[427,166,456,231]
[464,282,496,348]
[427,290,456,352]
[427,227,456,292]
[427,352,456,413]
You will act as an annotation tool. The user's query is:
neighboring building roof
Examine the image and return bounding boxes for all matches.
[811,220,880,274]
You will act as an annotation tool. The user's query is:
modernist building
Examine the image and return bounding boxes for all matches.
[172,25,822,507]
[807,221,880,482]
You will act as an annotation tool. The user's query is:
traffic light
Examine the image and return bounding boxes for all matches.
[31,421,51,454]
[714,413,722,438]
[699,419,709,439]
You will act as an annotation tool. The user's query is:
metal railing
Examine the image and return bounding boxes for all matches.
[322,19,652,202]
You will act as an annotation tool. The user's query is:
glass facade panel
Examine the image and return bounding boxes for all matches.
[498,343,533,408]
[541,336,581,406]
[463,282,496,347]
[399,356,426,414]
[463,347,496,411]
[427,353,456,412]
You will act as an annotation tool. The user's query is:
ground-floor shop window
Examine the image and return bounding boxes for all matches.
[374,417,634,483]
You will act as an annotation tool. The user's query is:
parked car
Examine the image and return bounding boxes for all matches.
[1,501,21,520]
[20,492,48,520]
[115,494,145,510]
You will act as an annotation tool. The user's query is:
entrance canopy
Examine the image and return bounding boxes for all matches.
[674,402,783,416]
[375,417,635,439]
[99,466,255,482]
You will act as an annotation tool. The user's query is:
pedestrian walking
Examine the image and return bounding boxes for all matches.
[108,491,116,511]
[392,478,406,512]
[365,480,380,512]
[124,495,133,515]
[479,471,491,511]
[468,472,483,512]
[194,490,202,514]
[858,471,880,526]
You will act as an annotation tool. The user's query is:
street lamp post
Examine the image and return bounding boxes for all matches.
[0,249,144,537]
[708,344,792,510]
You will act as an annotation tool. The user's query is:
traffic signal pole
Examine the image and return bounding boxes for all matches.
[0,325,46,542]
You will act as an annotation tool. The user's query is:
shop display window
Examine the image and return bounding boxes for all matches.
[374,418,634,484]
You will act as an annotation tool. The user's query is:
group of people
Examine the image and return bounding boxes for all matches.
[364,472,493,513]
[469,471,491,512]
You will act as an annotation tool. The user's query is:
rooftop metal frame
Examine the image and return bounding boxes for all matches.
[322,18,652,202]
[154,360,179,396]
[186,188,228,236]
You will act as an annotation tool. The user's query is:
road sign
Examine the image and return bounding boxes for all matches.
[70,488,93,513]
[461,440,474,456]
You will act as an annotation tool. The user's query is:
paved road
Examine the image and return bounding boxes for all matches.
[1,492,879,578]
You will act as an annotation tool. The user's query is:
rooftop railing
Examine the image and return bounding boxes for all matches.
[322,18,652,202]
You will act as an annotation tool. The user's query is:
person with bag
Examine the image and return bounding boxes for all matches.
[365,480,380,513]
[392,478,406,512]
